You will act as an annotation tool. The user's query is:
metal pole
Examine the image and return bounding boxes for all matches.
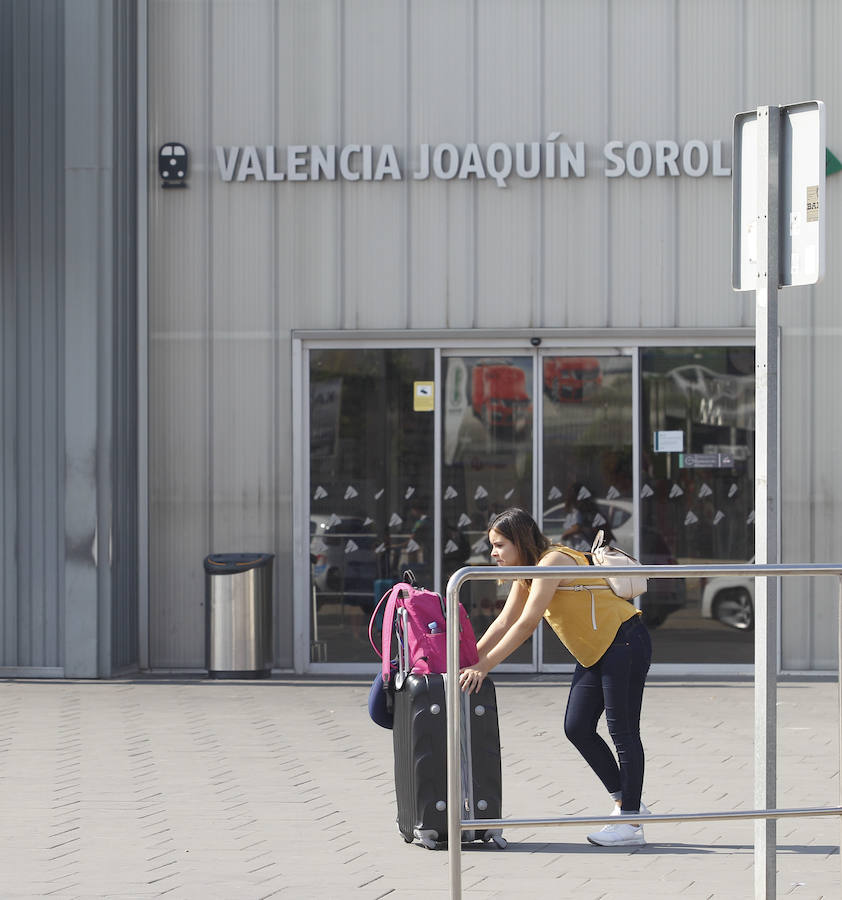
[446,575,462,900]
[754,103,780,900]
[838,575,842,889]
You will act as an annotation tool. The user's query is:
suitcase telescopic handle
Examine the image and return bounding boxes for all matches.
[396,607,409,683]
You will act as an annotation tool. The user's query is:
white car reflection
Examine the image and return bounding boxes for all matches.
[700,570,754,631]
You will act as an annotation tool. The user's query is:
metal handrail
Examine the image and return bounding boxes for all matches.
[462,806,842,828]
[444,563,842,900]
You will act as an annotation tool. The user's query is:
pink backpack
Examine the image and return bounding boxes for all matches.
[369,573,479,686]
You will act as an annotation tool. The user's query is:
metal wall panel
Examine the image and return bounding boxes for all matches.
[745,1,813,108]
[285,2,341,332]
[407,0,475,329]
[609,0,678,328]
[63,0,140,677]
[474,1,542,328]
[778,0,842,671]
[342,1,408,330]
[208,0,277,580]
[146,0,842,671]
[148,0,213,667]
[0,0,64,670]
[0,0,14,664]
[543,0,609,327]
[676,0,749,328]
[111,0,140,672]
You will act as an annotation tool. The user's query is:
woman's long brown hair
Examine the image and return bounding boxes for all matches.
[487,507,550,586]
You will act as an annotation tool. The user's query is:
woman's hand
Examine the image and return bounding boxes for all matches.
[459,662,489,694]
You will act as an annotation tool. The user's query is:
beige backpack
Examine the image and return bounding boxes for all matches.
[589,529,648,600]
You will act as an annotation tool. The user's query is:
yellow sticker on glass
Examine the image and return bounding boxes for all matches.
[413,381,434,412]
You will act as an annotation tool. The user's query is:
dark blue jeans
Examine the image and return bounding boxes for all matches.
[563,615,652,813]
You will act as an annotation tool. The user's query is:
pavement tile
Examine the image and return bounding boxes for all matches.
[0,676,838,898]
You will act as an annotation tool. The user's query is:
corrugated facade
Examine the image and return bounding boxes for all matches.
[2,1,841,675]
[0,0,138,675]
[0,0,64,670]
[144,0,842,672]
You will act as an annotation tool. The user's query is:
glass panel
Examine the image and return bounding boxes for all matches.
[540,356,634,665]
[640,347,755,663]
[309,349,434,663]
[441,355,533,663]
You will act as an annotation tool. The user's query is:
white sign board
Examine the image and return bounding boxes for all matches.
[732,111,759,290]
[732,100,825,290]
[653,430,683,452]
[780,101,825,286]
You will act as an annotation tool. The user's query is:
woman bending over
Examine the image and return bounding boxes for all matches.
[459,507,652,847]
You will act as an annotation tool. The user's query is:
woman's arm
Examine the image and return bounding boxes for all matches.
[460,549,579,692]
[475,581,528,656]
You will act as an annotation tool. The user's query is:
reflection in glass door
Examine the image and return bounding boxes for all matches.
[439,352,636,670]
[639,347,755,665]
[306,343,755,671]
[441,355,534,665]
[309,348,434,663]
[540,355,634,665]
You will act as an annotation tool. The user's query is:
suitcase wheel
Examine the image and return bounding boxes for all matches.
[483,832,508,849]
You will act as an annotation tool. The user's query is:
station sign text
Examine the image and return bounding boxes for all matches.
[215,134,731,187]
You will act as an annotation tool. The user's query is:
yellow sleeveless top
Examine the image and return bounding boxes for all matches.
[541,544,640,667]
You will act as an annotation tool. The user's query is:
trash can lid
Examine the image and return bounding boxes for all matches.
[203,553,274,574]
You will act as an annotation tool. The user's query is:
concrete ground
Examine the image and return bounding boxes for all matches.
[0,675,838,899]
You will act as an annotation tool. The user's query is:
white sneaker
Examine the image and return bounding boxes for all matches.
[589,804,649,846]
[587,820,646,847]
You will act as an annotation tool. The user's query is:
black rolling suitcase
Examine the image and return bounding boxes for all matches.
[392,672,506,850]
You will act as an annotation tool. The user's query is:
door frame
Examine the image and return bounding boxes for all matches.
[439,347,541,673]
[533,346,639,673]
[439,346,635,673]
[292,329,756,675]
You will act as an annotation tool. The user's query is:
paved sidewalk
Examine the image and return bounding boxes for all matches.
[0,675,838,899]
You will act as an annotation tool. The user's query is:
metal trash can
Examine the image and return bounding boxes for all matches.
[204,553,274,678]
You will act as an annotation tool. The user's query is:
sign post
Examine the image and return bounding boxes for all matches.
[732,100,825,900]
[753,104,781,900]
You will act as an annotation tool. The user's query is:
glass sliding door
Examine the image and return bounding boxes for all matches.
[440,354,534,664]
[639,347,755,664]
[540,354,634,665]
[309,348,434,663]
[304,341,755,672]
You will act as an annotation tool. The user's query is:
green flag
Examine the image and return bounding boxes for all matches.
[827,148,842,176]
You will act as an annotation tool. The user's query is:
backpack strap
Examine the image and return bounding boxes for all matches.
[379,583,409,684]
[368,584,394,658]
[549,544,611,631]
